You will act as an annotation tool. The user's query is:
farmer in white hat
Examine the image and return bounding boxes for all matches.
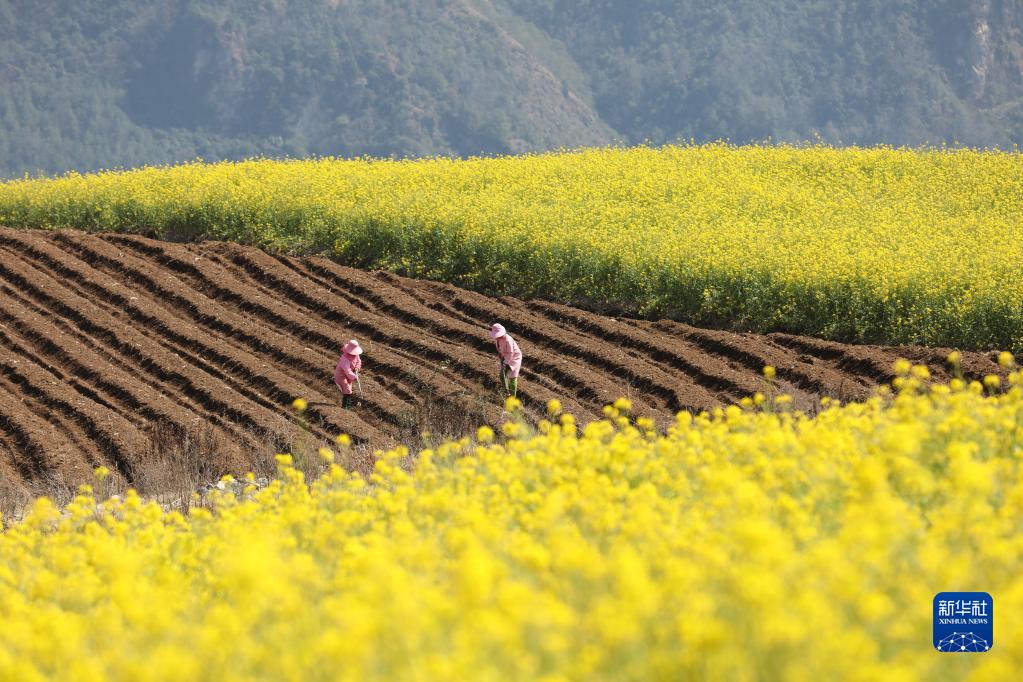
[334,339,364,409]
[489,323,522,397]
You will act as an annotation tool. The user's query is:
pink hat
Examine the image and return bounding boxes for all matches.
[342,339,363,355]
[489,323,507,339]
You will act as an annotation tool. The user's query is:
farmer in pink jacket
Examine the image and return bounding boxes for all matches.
[334,339,363,409]
[489,323,522,397]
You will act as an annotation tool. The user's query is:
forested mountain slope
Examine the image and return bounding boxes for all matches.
[2,0,1022,177]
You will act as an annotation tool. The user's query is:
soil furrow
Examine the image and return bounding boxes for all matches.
[0,271,261,452]
[284,262,697,414]
[0,252,284,445]
[0,228,1011,490]
[43,235,364,443]
[0,383,60,481]
[105,235,476,427]
[0,357,141,478]
[195,249,513,407]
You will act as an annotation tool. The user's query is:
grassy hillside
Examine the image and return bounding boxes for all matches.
[3,0,1023,177]
[2,145,1021,350]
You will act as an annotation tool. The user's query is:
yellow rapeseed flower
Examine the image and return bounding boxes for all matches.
[0,380,1020,679]
[4,145,1021,349]
[612,397,632,413]
[476,425,495,444]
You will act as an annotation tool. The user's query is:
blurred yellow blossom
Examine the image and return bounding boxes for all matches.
[0,380,1020,679]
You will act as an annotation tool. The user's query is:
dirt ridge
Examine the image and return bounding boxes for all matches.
[0,229,1011,491]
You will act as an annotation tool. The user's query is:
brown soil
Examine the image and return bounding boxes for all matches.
[0,229,1011,491]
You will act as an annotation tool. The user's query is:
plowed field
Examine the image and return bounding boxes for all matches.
[0,229,1009,491]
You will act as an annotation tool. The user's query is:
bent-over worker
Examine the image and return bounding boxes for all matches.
[334,339,364,409]
[489,323,522,397]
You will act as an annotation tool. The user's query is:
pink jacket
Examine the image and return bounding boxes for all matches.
[334,353,362,395]
[495,334,522,378]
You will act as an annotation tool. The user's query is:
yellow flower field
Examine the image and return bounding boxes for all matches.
[2,369,1022,681]
[1,145,1020,349]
